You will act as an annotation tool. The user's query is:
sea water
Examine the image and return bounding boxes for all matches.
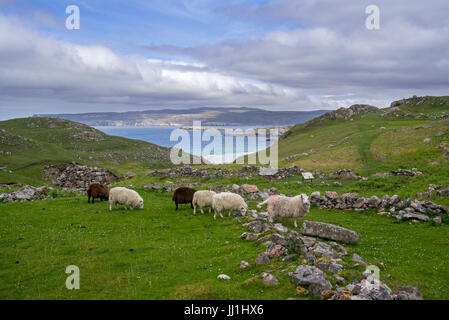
[94,126,274,164]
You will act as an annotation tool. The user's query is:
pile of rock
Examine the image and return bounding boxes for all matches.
[147,165,306,180]
[310,191,448,223]
[386,168,423,177]
[329,169,361,180]
[0,185,53,203]
[148,166,234,179]
[437,188,449,197]
[237,212,421,300]
[316,104,378,121]
[143,183,172,192]
[44,163,118,191]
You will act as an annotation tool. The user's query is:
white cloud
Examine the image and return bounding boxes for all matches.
[0,14,327,118]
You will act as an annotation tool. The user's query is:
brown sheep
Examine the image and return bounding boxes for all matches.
[87,183,109,204]
[172,187,196,210]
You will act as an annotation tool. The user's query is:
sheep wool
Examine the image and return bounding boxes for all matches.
[109,187,144,211]
[192,190,216,215]
[211,192,248,220]
[258,194,310,228]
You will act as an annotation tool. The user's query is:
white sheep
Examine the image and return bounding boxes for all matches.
[211,192,248,220]
[192,190,216,215]
[258,194,310,228]
[109,187,144,211]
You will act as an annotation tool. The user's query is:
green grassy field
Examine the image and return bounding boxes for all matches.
[1,174,449,300]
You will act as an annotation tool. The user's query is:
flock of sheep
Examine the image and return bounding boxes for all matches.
[86,182,311,226]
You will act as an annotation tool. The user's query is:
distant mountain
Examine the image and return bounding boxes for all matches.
[33,107,328,127]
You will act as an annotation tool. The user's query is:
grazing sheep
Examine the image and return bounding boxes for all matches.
[172,187,196,210]
[258,194,310,228]
[87,183,109,204]
[109,187,144,211]
[192,190,216,215]
[211,192,248,220]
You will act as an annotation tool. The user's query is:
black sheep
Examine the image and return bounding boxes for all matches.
[172,187,196,210]
[87,183,109,204]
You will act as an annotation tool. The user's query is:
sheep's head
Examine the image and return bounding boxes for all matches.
[240,202,248,216]
[301,194,310,212]
[138,199,144,209]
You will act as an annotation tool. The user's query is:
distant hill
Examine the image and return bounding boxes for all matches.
[0,117,180,185]
[33,107,327,127]
[274,95,449,174]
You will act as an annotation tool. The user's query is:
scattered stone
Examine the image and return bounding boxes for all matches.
[352,254,368,267]
[433,216,442,224]
[262,273,280,286]
[315,257,343,273]
[301,220,358,244]
[437,188,449,197]
[333,274,345,284]
[273,223,289,233]
[268,244,285,258]
[241,184,259,193]
[282,254,299,262]
[240,232,259,241]
[217,274,231,280]
[393,286,423,300]
[295,286,309,296]
[289,265,332,296]
[247,221,263,233]
[240,261,250,269]
[329,169,360,180]
[255,252,270,266]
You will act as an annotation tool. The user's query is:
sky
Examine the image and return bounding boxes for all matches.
[0,0,449,119]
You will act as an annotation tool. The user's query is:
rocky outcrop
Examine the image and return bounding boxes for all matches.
[289,265,332,296]
[148,165,308,180]
[329,169,361,180]
[0,185,53,203]
[383,168,423,177]
[318,105,378,121]
[301,220,358,244]
[310,191,447,223]
[43,163,118,191]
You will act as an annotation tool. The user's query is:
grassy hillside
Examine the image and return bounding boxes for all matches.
[0,117,173,185]
[276,96,449,176]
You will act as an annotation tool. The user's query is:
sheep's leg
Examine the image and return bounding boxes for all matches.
[294,219,298,228]
[228,210,232,217]
[175,202,178,210]
[200,208,204,214]
[88,195,90,203]
[191,202,194,209]
[92,196,95,204]
[208,207,211,214]
[220,212,224,219]
[193,206,196,215]
[214,211,217,220]
[109,202,112,211]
